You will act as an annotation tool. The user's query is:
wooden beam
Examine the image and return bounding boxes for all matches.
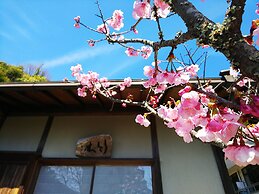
[211,145,235,194]
[65,89,86,106]
[0,114,7,133]
[36,116,54,154]
[89,166,96,194]
[150,115,163,194]
[42,90,66,107]
[4,106,146,116]
[39,158,153,166]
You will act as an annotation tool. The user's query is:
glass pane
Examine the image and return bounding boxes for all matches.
[93,166,152,194]
[0,163,27,187]
[34,166,93,194]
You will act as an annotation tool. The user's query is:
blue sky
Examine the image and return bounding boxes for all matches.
[0,0,257,81]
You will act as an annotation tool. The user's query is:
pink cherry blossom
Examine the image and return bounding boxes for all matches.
[178,86,192,96]
[251,106,259,117]
[97,24,110,34]
[207,116,224,132]
[107,10,124,31]
[172,117,194,143]
[74,23,80,28]
[73,16,80,28]
[77,87,87,97]
[123,77,132,87]
[119,77,132,91]
[81,74,95,88]
[154,84,167,94]
[237,78,249,87]
[230,66,239,78]
[256,3,259,15]
[125,48,139,57]
[74,16,80,23]
[240,100,253,115]
[135,114,150,127]
[186,64,199,77]
[252,146,259,164]
[154,0,170,18]
[143,78,157,88]
[252,95,259,106]
[151,60,161,66]
[157,105,169,119]
[100,77,110,88]
[196,128,216,142]
[70,64,82,76]
[223,145,256,166]
[202,44,209,48]
[174,71,190,85]
[178,104,202,119]
[154,0,169,10]
[158,105,178,121]
[132,0,151,19]
[204,85,215,93]
[143,66,154,77]
[156,71,175,84]
[248,123,259,136]
[140,46,152,59]
[180,91,200,109]
[87,40,95,47]
[133,28,138,34]
[200,94,210,105]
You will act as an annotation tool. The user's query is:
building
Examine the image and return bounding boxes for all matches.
[0,80,235,194]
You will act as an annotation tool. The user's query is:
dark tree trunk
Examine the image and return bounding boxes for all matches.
[165,0,259,82]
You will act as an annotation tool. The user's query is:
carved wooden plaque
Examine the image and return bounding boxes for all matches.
[75,134,112,158]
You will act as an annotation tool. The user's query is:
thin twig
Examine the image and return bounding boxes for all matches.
[153,6,164,42]
[203,51,208,83]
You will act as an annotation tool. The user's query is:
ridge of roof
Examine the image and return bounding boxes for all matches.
[0,77,223,88]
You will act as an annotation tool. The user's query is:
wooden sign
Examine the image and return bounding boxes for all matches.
[75,134,112,158]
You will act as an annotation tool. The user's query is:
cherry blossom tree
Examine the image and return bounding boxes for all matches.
[71,0,259,166]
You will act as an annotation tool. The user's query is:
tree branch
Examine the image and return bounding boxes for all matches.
[224,0,246,33]
[164,0,259,82]
[107,37,154,47]
[158,31,194,48]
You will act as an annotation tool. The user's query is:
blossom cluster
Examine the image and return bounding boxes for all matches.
[136,81,259,165]
[125,46,153,59]
[107,10,124,31]
[71,64,132,98]
[240,95,259,118]
[224,144,259,166]
[256,2,259,15]
[142,64,199,93]
[133,0,170,19]
[72,1,259,167]
[134,62,259,166]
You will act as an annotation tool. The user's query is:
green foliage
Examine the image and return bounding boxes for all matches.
[0,61,48,82]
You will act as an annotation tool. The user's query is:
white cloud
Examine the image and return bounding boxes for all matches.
[0,31,14,41]
[27,45,119,68]
[0,1,40,40]
[13,25,31,40]
[106,58,143,77]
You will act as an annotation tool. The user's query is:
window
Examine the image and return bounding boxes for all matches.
[34,165,152,194]
[0,152,39,194]
[230,165,259,194]
[0,163,27,188]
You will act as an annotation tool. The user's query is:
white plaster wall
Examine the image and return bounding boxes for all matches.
[42,115,152,158]
[156,119,225,194]
[0,116,47,151]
